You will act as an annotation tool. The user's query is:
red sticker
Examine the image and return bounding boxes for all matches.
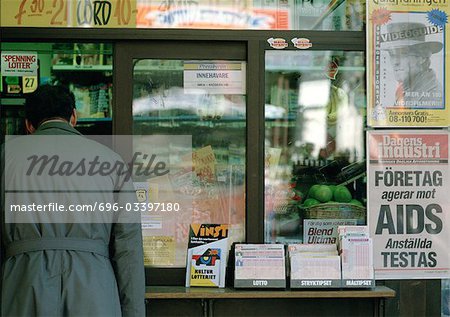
[291,38,312,50]
[371,8,391,26]
[267,38,288,49]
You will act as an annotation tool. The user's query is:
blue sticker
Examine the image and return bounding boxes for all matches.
[427,9,448,27]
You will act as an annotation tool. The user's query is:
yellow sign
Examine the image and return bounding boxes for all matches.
[142,236,175,266]
[22,76,38,94]
[0,0,136,28]
[193,146,217,182]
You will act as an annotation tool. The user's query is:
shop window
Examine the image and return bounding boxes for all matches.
[264,50,366,243]
[0,42,113,135]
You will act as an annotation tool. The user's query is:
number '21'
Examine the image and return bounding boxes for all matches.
[15,0,67,25]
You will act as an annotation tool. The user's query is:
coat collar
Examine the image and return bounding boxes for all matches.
[36,121,82,135]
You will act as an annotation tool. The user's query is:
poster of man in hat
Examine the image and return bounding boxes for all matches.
[381,20,443,108]
[367,6,450,127]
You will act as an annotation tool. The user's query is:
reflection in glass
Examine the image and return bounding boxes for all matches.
[132,59,246,267]
[264,50,366,244]
[292,0,365,31]
[135,0,365,31]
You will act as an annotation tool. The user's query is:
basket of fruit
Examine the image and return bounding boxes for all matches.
[303,203,366,223]
[300,184,366,224]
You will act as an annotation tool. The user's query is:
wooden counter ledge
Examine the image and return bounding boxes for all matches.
[145,286,396,300]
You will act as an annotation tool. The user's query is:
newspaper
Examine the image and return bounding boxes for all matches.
[368,130,450,279]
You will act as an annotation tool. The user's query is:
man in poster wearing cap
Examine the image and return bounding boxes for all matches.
[381,22,443,108]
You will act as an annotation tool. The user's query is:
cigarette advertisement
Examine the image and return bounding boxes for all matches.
[368,130,450,279]
[303,219,357,244]
[367,1,450,127]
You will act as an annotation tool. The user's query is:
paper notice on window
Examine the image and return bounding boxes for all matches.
[193,145,216,182]
[184,61,246,95]
[1,52,38,76]
[143,236,175,266]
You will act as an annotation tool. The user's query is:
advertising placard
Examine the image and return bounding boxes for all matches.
[1,52,38,76]
[303,219,357,244]
[136,3,289,29]
[367,2,450,127]
[185,224,229,288]
[1,52,39,95]
[1,0,288,29]
[0,0,137,28]
[368,130,450,279]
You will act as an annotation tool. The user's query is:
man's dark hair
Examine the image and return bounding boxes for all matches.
[25,84,76,128]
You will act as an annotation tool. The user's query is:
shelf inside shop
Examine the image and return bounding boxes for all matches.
[265,115,297,121]
[77,117,112,122]
[1,98,26,106]
[52,65,113,71]
[133,115,246,122]
[133,66,183,72]
[265,66,365,72]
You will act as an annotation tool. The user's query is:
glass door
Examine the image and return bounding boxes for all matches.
[115,42,247,279]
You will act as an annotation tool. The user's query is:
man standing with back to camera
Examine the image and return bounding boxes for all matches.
[1,85,145,316]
